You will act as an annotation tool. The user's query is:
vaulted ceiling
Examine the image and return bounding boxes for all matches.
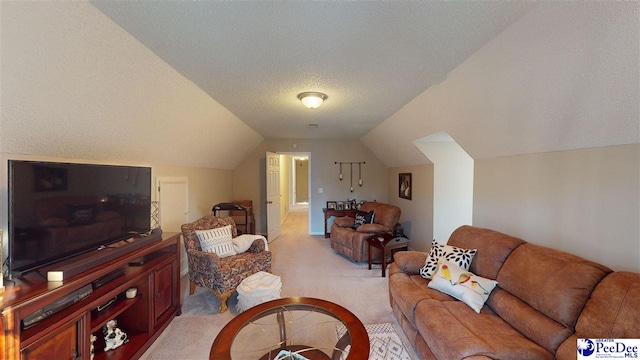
[90,1,534,140]
[2,1,637,169]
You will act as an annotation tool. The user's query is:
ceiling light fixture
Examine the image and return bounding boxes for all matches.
[297,92,328,109]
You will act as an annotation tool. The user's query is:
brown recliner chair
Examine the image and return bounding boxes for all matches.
[330,202,401,262]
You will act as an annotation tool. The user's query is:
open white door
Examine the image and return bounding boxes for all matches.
[266,152,281,241]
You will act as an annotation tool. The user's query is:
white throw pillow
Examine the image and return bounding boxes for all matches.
[419,239,477,280]
[195,225,236,258]
[428,258,498,313]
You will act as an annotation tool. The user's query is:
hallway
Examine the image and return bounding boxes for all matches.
[279,209,309,237]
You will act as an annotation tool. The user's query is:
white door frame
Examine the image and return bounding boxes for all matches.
[156,176,189,276]
[266,152,281,241]
[282,152,311,232]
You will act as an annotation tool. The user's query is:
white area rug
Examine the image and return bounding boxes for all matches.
[337,322,413,360]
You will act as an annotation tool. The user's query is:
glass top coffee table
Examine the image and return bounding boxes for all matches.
[211,297,369,360]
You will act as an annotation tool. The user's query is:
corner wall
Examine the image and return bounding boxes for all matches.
[474,144,640,271]
[414,135,473,243]
[387,164,434,252]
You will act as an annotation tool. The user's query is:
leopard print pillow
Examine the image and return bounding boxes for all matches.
[419,239,477,280]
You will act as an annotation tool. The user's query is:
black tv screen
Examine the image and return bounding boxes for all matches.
[8,160,152,276]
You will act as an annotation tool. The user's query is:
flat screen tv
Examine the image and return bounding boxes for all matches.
[8,160,152,277]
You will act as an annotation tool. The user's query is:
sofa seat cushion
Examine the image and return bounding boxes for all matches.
[209,249,272,294]
[414,299,554,360]
[389,272,456,328]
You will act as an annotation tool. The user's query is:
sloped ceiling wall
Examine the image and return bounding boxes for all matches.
[1,1,263,169]
[1,2,637,170]
[362,2,639,167]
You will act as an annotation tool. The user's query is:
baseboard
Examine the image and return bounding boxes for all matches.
[309,231,324,236]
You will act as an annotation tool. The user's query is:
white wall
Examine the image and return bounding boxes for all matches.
[232,139,389,235]
[363,2,639,271]
[474,144,640,272]
[414,134,474,243]
[362,2,639,167]
[1,1,262,169]
[387,164,434,252]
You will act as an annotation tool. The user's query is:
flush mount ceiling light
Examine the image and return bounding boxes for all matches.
[297,92,328,109]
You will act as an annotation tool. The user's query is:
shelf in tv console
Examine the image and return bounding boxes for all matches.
[45,234,162,282]
[22,283,94,329]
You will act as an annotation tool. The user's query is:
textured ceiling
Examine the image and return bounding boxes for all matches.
[90,1,535,140]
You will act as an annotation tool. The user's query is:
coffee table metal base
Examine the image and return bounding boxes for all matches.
[259,345,330,360]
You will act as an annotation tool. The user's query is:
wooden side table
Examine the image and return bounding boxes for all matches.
[322,208,357,238]
[367,233,410,277]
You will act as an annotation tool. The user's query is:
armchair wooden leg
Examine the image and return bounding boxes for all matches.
[211,289,236,313]
[189,281,196,295]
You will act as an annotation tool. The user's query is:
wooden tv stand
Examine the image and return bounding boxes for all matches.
[0,232,181,360]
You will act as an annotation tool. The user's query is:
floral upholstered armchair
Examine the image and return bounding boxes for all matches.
[181,215,272,313]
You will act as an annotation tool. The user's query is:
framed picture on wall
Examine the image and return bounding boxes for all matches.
[326,201,337,210]
[399,173,412,200]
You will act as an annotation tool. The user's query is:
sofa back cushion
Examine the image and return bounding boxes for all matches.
[360,202,401,229]
[448,225,524,279]
[490,243,612,353]
[575,271,640,337]
[555,271,640,359]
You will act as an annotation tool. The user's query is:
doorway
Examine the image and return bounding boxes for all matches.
[291,155,309,210]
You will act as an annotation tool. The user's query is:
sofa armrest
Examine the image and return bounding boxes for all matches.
[187,248,222,273]
[356,223,390,233]
[247,238,267,253]
[333,216,355,228]
[393,251,427,275]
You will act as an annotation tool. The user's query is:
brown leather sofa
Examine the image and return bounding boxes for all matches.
[330,202,401,262]
[389,225,640,359]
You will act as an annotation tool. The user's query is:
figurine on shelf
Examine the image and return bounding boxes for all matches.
[103,319,129,351]
[90,334,96,360]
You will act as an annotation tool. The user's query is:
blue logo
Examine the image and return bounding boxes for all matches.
[578,339,596,356]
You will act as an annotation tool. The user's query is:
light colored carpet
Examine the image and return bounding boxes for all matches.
[140,210,417,359]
